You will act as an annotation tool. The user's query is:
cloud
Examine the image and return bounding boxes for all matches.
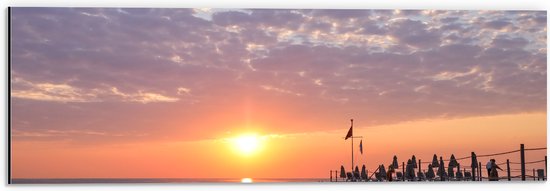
[260,85,304,97]
[388,19,442,49]
[12,77,179,103]
[484,19,513,30]
[491,35,529,49]
[10,8,547,144]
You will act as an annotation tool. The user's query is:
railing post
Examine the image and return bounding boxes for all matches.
[472,166,476,181]
[330,170,332,182]
[506,159,511,181]
[402,162,405,182]
[521,144,526,181]
[335,170,338,182]
[533,169,536,181]
[419,159,422,174]
[479,162,482,181]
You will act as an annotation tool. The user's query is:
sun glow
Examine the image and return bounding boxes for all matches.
[241,178,253,183]
[232,134,262,156]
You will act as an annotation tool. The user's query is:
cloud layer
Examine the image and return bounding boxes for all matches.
[10,8,546,143]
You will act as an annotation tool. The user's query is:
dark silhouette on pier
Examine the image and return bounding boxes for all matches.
[330,144,547,182]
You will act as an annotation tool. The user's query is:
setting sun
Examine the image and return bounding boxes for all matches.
[232,134,262,156]
[241,178,253,183]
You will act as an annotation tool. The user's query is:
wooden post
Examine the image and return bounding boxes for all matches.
[478,162,482,181]
[330,170,332,182]
[402,162,405,182]
[335,170,338,182]
[521,144,526,181]
[533,169,536,181]
[472,167,476,181]
[506,159,511,181]
[419,159,422,174]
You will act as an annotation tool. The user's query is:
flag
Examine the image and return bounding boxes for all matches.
[359,140,363,154]
[345,126,352,140]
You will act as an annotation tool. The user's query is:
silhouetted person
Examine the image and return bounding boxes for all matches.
[486,160,492,177]
[489,159,503,181]
[386,165,395,182]
[340,165,346,181]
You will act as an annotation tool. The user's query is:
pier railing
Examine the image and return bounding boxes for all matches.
[329,144,546,182]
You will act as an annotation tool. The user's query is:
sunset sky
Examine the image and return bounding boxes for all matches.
[10,8,546,179]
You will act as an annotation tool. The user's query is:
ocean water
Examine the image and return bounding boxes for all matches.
[11,177,545,184]
[11,178,328,184]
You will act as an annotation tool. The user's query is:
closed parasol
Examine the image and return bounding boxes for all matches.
[426,164,436,180]
[405,159,415,180]
[361,165,367,180]
[378,164,387,180]
[392,155,399,169]
[412,155,418,168]
[449,154,458,168]
[471,152,478,168]
[448,165,455,178]
[354,166,360,181]
[438,156,447,181]
[432,154,439,167]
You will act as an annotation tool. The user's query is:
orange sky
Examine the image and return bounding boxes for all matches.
[10,8,547,180]
[11,112,546,179]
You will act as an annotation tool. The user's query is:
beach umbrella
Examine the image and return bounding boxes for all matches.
[437,157,447,180]
[449,154,458,168]
[361,165,367,180]
[432,154,439,167]
[412,155,418,168]
[392,155,399,169]
[340,165,346,178]
[470,152,478,168]
[426,164,435,180]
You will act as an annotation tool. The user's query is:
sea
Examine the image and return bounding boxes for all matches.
[11,178,329,184]
[11,177,543,184]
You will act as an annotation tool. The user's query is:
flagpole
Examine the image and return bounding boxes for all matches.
[343,119,361,174]
[351,119,353,172]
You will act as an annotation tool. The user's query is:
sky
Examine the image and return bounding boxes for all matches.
[10,8,547,180]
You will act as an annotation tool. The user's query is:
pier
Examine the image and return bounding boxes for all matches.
[330,144,547,182]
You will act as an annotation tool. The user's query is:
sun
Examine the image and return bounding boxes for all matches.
[241,178,253,183]
[232,134,262,156]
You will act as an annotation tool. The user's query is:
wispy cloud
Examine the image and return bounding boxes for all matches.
[12,77,179,103]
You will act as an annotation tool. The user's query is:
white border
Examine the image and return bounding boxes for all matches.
[1,0,548,191]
